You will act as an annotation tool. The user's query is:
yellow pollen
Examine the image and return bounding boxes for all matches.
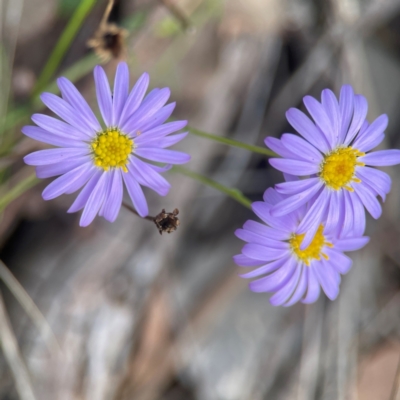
[91,129,133,173]
[319,147,365,191]
[289,225,332,266]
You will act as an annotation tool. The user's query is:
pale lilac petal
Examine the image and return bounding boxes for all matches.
[101,169,123,222]
[35,156,89,178]
[57,77,101,132]
[286,108,330,152]
[252,201,295,232]
[270,181,323,217]
[344,94,368,145]
[240,258,288,278]
[348,190,365,237]
[123,170,148,217]
[283,266,308,306]
[356,167,391,201]
[94,65,113,127]
[249,256,295,293]
[135,148,190,164]
[22,125,85,148]
[339,85,354,143]
[242,220,290,240]
[134,121,188,143]
[263,187,284,205]
[325,189,341,235]
[354,183,382,219]
[324,248,352,274]
[119,72,150,127]
[129,157,171,196]
[235,228,289,249]
[233,254,263,267]
[314,259,340,300]
[301,268,320,304]
[80,172,110,227]
[31,114,87,140]
[359,150,400,166]
[334,236,369,251]
[352,114,388,152]
[281,134,323,163]
[269,261,302,306]
[121,88,171,134]
[321,89,340,146]
[42,162,95,200]
[275,177,320,195]
[68,170,102,213]
[303,95,335,148]
[264,137,299,159]
[139,103,176,132]
[154,132,188,148]
[242,243,287,262]
[112,62,129,126]
[24,148,90,166]
[269,158,319,175]
[40,93,92,137]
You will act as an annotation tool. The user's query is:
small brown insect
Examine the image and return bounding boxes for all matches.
[87,0,127,61]
[154,209,180,235]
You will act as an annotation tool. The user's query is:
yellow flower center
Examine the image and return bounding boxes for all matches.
[91,129,134,172]
[319,146,365,191]
[289,225,333,266]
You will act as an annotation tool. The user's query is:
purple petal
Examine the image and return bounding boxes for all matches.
[314,259,340,300]
[119,72,150,128]
[270,181,323,217]
[135,148,190,164]
[334,236,369,251]
[121,88,171,134]
[286,108,330,152]
[57,77,101,132]
[324,248,352,274]
[321,89,340,147]
[139,103,176,132]
[324,189,341,235]
[354,183,382,219]
[22,125,85,148]
[269,158,319,175]
[94,65,113,127]
[283,266,308,306]
[40,93,92,138]
[301,268,320,304]
[129,157,171,196]
[154,132,188,148]
[24,148,89,166]
[344,94,368,145]
[263,187,284,205]
[359,149,400,166]
[303,95,335,149]
[233,254,263,267]
[101,169,123,222]
[281,134,323,163]
[275,177,320,195]
[264,137,299,159]
[352,114,388,152]
[356,167,391,201]
[340,190,355,238]
[348,190,365,237]
[339,85,354,143]
[240,258,288,278]
[249,256,295,293]
[31,114,87,140]
[112,62,129,126]
[242,220,290,240]
[123,170,149,217]
[242,243,288,262]
[134,121,188,143]
[42,162,95,200]
[68,170,102,213]
[80,172,110,227]
[252,201,295,232]
[235,228,289,249]
[269,260,302,306]
[35,156,89,178]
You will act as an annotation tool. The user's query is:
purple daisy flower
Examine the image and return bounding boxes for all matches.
[265,85,400,248]
[234,185,369,306]
[23,62,190,226]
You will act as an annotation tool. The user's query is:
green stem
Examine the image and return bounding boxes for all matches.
[188,126,276,157]
[172,165,252,209]
[32,0,97,97]
[0,174,39,213]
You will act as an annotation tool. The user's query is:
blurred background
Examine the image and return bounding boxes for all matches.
[1,0,400,399]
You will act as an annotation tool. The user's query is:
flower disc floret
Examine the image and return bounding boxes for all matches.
[289,225,332,266]
[91,129,133,172]
[319,147,365,191]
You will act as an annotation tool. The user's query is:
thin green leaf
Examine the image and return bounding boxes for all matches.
[188,126,276,157]
[172,165,252,209]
